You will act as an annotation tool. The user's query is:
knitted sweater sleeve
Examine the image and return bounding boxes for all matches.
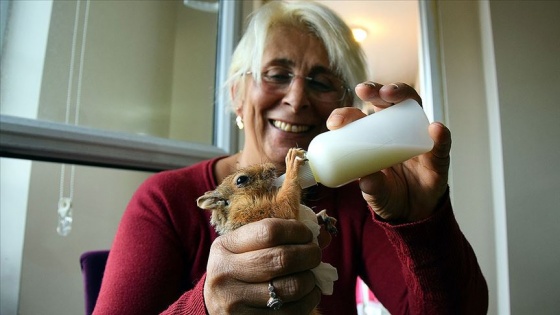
[371,189,489,314]
[160,275,207,315]
[93,162,217,315]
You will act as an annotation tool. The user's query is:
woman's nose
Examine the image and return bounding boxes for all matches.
[282,76,310,111]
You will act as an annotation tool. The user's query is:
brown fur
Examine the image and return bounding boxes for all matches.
[197,148,337,315]
[197,148,306,235]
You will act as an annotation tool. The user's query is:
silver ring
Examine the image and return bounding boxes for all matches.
[267,281,283,310]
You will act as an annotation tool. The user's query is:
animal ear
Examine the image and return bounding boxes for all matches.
[196,191,226,210]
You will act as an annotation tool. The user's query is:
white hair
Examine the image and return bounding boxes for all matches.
[225,0,368,109]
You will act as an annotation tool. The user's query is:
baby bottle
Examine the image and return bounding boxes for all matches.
[280,99,434,188]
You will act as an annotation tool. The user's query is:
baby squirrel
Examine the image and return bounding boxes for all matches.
[197,148,337,315]
[197,147,337,235]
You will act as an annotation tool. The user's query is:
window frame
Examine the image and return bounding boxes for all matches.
[0,0,242,172]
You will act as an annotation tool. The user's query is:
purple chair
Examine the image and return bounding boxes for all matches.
[80,250,109,315]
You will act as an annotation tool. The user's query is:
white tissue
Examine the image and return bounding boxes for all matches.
[297,204,338,295]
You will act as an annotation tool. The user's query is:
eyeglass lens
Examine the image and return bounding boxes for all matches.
[260,67,348,103]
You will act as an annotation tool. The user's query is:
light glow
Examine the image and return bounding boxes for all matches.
[352,27,368,43]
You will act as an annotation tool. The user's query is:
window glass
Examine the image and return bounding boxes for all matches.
[1,0,218,145]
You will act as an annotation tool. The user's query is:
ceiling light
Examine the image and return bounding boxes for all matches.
[352,27,368,43]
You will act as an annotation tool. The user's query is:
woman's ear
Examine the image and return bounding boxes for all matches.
[231,84,243,116]
[230,83,237,103]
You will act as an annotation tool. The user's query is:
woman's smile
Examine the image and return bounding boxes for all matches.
[270,119,313,133]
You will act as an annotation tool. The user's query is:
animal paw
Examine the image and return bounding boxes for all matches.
[285,148,307,178]
[317,209,338,236]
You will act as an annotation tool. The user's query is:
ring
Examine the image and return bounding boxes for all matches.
[267,281,283,310]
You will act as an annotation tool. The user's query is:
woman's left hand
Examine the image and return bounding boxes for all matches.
[327,82,451,222]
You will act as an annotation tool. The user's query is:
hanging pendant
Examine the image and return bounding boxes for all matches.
[57,197,73,236]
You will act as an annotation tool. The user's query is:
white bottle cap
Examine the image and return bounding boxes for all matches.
[273,174,285,187]
[272,160,318,189]
[298,160,318,189]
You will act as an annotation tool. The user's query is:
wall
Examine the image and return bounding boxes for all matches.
[489,1,560,314]
[438,1,560,314]
[437,1,497,313]
[19,163,151,314]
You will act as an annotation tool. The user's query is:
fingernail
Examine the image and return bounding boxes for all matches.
[390,83,399,90]
[360,81,377,88]
[327,114,344,128]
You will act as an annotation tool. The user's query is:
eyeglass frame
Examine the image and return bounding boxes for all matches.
[244,69,351,104]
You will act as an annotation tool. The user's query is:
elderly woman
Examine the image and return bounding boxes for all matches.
[94,1,488,314]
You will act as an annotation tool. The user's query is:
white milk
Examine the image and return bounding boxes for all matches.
[300,99,434,188]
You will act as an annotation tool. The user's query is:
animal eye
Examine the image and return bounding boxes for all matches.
[236,175,250,187]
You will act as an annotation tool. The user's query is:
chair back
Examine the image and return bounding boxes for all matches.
[80,250,109,315]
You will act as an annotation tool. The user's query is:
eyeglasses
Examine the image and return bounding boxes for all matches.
[246,67,350,103]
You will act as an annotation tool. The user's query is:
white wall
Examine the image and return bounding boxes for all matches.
[437,1,497,313]
[488,1,560,314]
[438,1,560,314]
[18,162,152,314]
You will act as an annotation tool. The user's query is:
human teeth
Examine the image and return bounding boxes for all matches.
[272,120,310,133]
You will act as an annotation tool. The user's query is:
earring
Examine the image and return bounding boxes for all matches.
[236,116,244,130]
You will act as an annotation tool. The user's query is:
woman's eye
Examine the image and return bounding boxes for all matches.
[264,69,292,83]
[236,175,250,187]
[309,76,335,92]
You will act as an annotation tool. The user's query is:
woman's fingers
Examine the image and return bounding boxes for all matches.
[245,272,319,307]
[355,81,422,111]
[220,218,314,253]
[328,81,423,131]
[258,284,321,315]
[233,283,321,315]
[209,219,322,283]
[221,243,321,282]
[205,220,322,314]
[429,122,452,161]
[326,107,366,130]
[354,81,392,107]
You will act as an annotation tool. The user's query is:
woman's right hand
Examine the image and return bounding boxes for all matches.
[204,218,323,314]
[328,82,451,222]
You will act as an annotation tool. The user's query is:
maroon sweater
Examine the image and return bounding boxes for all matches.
[94,157,488,315]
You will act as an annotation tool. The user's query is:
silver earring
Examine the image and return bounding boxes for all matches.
[236,116,244,130]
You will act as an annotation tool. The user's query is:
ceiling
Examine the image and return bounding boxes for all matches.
[316,0,420,87]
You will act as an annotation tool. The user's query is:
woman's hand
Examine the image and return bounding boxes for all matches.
[204,218,323,314]
[327,82,451,222]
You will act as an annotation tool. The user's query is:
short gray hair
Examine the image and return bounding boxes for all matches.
[225,0,368,109]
